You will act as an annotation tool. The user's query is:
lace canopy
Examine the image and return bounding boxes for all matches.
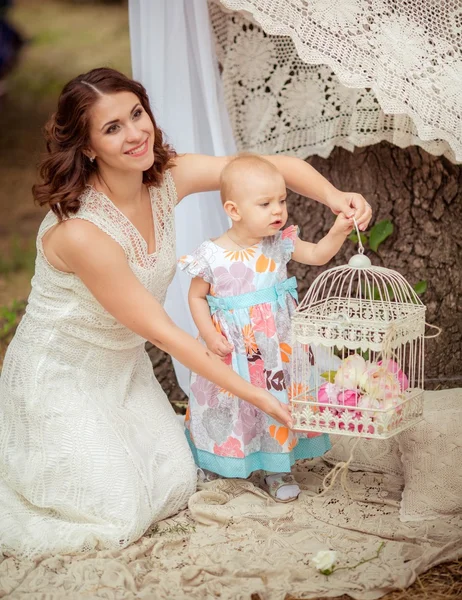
[210,0,462,162]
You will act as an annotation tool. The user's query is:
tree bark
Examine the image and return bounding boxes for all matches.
[149,142,462,403]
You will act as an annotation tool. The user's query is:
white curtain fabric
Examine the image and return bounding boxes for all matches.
[129,0,235,394]
[211,0,462,162]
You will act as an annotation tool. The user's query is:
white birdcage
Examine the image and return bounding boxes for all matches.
[290,228,428,439]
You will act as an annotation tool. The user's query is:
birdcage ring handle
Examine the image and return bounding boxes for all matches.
[352,217,365,255]
[424,323,442,339]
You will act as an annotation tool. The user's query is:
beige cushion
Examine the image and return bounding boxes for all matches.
[324,435,403,478]
[398,388,462,522]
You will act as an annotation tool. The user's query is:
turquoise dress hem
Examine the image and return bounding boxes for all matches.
[185,429,331,478]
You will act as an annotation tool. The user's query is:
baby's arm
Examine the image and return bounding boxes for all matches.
[292,214,354,266]
[188,277,233,359]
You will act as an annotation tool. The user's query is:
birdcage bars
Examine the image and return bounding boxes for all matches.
[290,258,426,439]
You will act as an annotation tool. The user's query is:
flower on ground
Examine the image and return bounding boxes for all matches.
[311,550,338,575]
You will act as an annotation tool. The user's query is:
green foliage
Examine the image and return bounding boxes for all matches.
[348,231,368,246]
[323,542,385,577]
[0,236,36,276]
[320,371,337,383]
[368,220,394,252]
[348,219,394,253]
[144,522,196,538]
[0,300,26,340]
[360,280,427,303]
[413,280,428,296]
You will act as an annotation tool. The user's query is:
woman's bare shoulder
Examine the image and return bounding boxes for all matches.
[42,217,125,273]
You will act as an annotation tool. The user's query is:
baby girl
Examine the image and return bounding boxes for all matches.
[179,154,353,502]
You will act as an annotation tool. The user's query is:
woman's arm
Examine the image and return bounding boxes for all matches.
[171,154,372,230]
[48,220,291,426]
[262,155,371,230]
[188,277,233,359]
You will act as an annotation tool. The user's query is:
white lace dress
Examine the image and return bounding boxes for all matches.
[0,171,197,559]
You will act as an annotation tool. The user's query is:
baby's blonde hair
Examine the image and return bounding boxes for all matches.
[220,152,280,204]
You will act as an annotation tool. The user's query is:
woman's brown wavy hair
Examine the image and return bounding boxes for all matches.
[32,67,176,220]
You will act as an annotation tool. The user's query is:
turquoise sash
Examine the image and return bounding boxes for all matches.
[206,276,298,315]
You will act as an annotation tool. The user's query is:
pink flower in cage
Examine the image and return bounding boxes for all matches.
[318,382,341,417]
[337,388,360,408]
[339,420,375,435]
[318,382,340,405]
[337,389,362,424]
[359,364,401,400]
[334,354,367,390]
[357,394,382,410]
[377,359,409,391]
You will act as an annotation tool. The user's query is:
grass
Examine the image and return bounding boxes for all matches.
[8,0,131,105]
[0,235,36,276]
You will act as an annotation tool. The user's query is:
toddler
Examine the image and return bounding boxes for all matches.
[179,154,353,502]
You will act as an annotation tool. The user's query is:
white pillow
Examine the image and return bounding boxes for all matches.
[398,388,462,522]
[323,435,403,478]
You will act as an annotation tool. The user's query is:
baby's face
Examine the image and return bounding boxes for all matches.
[232,170,288,236]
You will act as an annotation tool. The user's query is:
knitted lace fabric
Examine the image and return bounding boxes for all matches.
[0,171,197,559]
[209,0,461,162]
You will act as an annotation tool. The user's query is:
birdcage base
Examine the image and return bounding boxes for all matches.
[291,388,424,439]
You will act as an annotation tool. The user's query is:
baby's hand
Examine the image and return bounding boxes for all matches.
[331,213,355,236]
[204,332,234,359]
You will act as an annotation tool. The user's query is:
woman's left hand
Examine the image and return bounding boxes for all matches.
[326,190,372,231]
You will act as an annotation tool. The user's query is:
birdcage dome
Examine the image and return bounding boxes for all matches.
[292,253,426,354]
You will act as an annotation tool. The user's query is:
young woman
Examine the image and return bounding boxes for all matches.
[0,67,371,558]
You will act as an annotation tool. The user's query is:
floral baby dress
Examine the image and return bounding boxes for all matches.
[178,225,331,478]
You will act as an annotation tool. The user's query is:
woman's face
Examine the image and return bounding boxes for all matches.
[87,91,155,174]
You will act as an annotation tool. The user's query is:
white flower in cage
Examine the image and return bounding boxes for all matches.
[377,359,409,391]
[334,354,367,390]
[359,364,401,401]
[357,395,382,410]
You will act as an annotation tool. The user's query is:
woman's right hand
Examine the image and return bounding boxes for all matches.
[260,391,294,428]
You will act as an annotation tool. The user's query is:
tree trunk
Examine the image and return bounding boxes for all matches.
[149,142,462,406]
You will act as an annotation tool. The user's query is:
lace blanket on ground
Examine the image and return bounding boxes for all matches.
[209,0,461,162]
[2,397,461,599]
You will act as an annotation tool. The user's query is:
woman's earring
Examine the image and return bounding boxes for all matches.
[90,156,95,163]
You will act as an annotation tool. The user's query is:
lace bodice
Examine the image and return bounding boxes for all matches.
[25,170,178,349]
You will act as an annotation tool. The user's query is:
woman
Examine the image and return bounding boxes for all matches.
[0,68,371,558]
